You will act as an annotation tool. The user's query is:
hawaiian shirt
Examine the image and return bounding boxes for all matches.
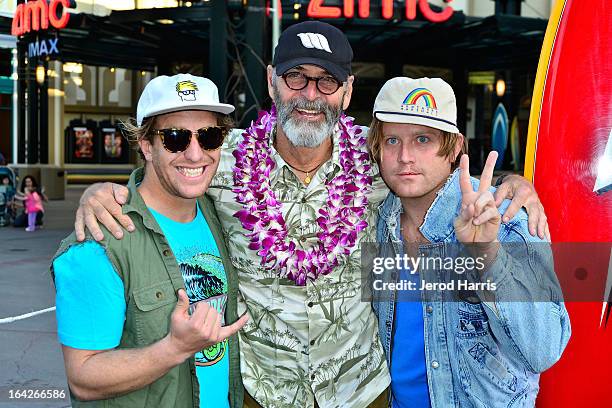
[207,127,391,408]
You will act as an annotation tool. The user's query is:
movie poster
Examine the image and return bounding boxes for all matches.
[73,127,94,159]
[101,128,122,159]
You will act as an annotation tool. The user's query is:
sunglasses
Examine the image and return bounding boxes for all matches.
[152,127,227,153]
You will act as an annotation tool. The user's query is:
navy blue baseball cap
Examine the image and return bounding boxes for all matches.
[273,21,353,82]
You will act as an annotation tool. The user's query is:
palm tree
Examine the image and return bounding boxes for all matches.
[317,313,350,345]
[244,359,275,402]
[278,366,311,406]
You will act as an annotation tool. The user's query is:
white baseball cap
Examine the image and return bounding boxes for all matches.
[373,77,460,134]
[136,73,235,126]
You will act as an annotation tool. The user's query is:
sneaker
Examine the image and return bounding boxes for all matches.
[25,226,35,232]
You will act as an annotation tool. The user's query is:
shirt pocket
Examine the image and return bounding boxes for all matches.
[455,302,529,407]
[132,280,177,345]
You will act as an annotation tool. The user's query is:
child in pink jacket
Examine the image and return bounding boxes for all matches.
[16,175,45,232]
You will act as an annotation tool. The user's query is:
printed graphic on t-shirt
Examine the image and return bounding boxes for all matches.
[180,252,228,367]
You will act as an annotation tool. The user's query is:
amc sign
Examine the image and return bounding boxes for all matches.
[307,0,455,23]
[12,0,75,37]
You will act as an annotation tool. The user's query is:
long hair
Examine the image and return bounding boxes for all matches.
[20,175,39,194]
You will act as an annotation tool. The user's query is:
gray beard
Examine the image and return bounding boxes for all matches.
[273,85,344,148]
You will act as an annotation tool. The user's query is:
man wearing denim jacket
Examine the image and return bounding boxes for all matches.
[366,77,571,407]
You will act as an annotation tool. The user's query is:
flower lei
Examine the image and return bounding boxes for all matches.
[232,105,373,286]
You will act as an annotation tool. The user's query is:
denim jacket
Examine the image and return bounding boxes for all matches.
[372,169,571,408]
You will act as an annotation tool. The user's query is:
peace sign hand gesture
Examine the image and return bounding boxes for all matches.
[454,152,502,244]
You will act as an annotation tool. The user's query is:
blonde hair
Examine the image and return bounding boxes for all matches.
[367,117,467,170]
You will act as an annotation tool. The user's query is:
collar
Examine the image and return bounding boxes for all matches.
[419,169,463,242]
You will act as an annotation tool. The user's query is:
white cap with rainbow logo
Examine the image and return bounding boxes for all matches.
[373,77,460,134]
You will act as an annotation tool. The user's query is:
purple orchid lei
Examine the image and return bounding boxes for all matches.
[232,105,373,286]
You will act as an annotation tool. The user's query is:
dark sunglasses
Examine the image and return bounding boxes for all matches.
[152,127,227,153]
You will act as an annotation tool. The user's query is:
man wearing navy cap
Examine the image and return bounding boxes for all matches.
[71,21,548,408]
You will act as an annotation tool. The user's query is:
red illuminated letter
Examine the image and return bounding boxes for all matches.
[24,0,49,32]
[344,0,354,18]
[405,0,417,20]
[307,0,342,19]
[11,4,24,36]
[381,0,394,19]
[358,0,370,18]
[419,0,453,23]
[344,0,371,19]
[49,0,71,30]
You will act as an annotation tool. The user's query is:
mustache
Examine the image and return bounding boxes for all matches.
[281,96,337,121]
[272,83,343,124]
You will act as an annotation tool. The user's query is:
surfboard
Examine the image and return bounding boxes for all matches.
[491,103,508,169]
[525,0,612,406]
[509,116,521,171]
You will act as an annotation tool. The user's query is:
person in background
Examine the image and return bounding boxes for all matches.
[14,175,47,230]
[0,175,12,195]
[0,175,16,226]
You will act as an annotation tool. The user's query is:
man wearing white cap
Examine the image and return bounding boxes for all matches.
[51,74,248,408]
[368,77,570,407]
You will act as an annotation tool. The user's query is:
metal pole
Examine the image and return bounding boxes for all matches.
[243,0,266,127]
[209,1,227,97]
[11,48,18,164]
[17,41,27,164]
[28,54,39,164]
[39,59,48,164]
[271,0,280,58]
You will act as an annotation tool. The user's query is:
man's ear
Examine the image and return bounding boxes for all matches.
[342,75,355,111]
[267,65,275,100]
[139,137,153,162]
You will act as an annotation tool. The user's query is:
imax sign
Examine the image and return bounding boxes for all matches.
[28,38,60,57]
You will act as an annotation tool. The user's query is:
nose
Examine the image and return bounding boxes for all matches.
[301,78,320,100]
[398,143,415,164]
[182,133,205,162]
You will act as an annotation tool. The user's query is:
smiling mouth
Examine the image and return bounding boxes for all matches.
[294,108,323,117]
[177,166,204,178]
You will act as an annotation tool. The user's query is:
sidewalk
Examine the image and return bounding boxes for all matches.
[0,186,86,408]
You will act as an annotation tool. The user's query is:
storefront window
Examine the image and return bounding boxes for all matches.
[99,67,132,108]
[63,63,96,106]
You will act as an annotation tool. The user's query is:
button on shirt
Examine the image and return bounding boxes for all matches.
[207,128,391,408]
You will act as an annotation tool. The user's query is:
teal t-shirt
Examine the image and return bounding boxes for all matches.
[54,203,229,407]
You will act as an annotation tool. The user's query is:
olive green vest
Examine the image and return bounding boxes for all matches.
[51,168,243,408]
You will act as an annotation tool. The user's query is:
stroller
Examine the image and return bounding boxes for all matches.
[0,166,17,226]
